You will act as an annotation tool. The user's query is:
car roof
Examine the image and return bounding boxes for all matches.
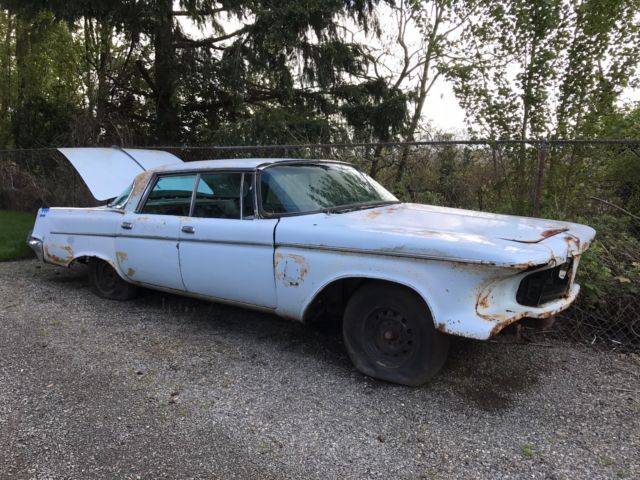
[148,157,350,173]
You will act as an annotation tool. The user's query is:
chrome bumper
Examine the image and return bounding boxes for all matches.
[26,234,44,261]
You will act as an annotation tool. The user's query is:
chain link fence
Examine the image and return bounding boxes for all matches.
[1,140,638,352]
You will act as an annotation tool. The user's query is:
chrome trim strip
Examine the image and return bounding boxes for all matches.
[179,237,271,248]
[49,231,272,247]
[275,242,499,265]
[49,232,508,265]
[50,231,116,238]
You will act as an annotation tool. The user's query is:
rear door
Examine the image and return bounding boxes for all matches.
[114,173,197,291]
[178,171,278,308]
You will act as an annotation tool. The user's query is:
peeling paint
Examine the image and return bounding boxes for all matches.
[43,244,74,266]
[116,251,128,263]
[509,259,551,270]
[477,289,491,310]
[274,252,309,287]
[505,226,570,244]
[364,210,383,220]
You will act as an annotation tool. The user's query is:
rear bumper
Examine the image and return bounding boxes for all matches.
[26,234,44,261]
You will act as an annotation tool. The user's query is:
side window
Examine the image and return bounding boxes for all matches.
[140,174,197,216]
[193,172,244,219]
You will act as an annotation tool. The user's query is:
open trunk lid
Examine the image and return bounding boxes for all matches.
[58,147,183,201]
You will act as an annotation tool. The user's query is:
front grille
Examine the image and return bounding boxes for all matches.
[516,259,573,307]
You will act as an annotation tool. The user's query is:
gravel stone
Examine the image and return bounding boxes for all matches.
[1,259,638,479]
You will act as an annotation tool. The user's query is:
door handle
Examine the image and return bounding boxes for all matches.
[120,221,133,230]
[181,225,195,234]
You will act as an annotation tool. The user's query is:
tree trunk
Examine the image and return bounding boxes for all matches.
[96,20,112,140]
[0,11,13,146]
[15,16,29,108]
[13,15,30,147]
[153,0,180,143]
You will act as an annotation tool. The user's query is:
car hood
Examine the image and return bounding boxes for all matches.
[275,203,596,268]
[58,147,183,201]
[346,203,574,244]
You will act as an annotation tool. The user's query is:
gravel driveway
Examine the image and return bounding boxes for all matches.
[1,259,638,479]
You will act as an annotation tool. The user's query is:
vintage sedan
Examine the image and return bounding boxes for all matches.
[28,148,595,386]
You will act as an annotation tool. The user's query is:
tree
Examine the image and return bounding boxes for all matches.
[442,0,640,213]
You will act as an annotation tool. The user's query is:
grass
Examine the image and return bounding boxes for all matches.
[520,444,537,459]
[0,210,35,261]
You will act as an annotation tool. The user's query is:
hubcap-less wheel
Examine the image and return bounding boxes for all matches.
[95,260,120,294]
[343,282,449,386]
[88,257,138,301]
[364,308,419,368]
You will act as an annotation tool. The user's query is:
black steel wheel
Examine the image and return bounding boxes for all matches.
[343,282,449,386]
[88,257,138,301]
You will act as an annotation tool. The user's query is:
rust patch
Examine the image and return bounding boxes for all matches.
[364,210,383,220]
[126,267,136,277]
[509,258,555,270]
[564,233,582,254]
[490,321,510,337]
[128,171,154,203]
[274,252,309,286]
[43,244,74,266]
[540,227,569,239]
[116,251,128,263]
[287,254,309,279]
[507,227,569,244]
[476,289,492,310]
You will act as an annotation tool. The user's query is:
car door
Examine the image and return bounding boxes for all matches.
[114,173,197,291]
[178,171,278,309]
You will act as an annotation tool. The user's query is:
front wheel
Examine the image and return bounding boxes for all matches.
[88,257,138,301]
[343,282,449,386]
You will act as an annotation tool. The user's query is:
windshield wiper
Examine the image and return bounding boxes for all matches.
[330,200,399,214]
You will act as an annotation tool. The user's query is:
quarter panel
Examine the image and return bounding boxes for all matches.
[35,207,122,268]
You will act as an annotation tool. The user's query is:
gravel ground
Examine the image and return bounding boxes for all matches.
[1,259,639,480]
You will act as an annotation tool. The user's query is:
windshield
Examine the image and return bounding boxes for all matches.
[260,163,398,215]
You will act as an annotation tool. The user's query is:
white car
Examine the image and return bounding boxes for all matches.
[28,148,595,385]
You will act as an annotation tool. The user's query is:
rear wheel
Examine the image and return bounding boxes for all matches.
[343,282,449,386]
[88,257,138,301]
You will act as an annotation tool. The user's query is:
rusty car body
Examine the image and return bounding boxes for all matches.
[28,148,595,385]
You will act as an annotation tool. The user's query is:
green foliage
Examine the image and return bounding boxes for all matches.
[0,210,34,261]
[445,0,640,139]
[575,215,640,310]
[0,0,394,147]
